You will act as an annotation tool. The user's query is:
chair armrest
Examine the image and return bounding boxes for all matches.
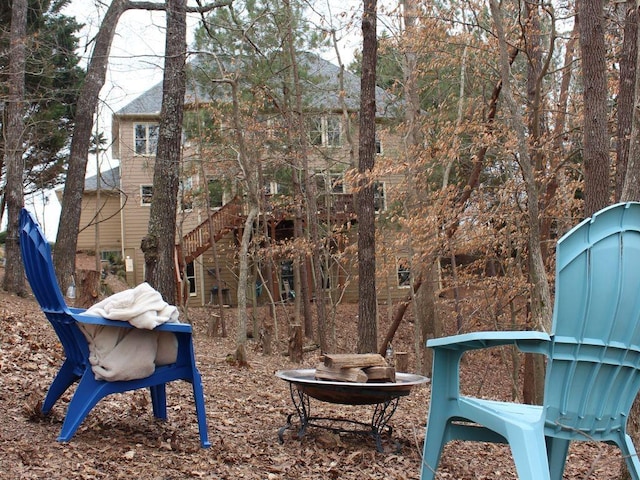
[427,331,550,355]
[70,312,193,333]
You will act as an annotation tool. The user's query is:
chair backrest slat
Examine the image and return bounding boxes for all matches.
[19,209,68,313]
[20,209,89,363]
[545,202,640,439]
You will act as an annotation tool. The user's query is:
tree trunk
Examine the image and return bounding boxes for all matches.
[615,1,637,202]
[621,0,640,201]
[54,0,130,293]
[142,0,186,304]
[523,0,549,407]
[2,0,27,296]
[579,0,611,214]
[357,0,378,354]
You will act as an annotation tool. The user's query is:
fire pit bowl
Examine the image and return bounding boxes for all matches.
[276,368,429,405]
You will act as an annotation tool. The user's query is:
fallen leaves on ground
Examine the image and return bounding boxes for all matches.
[0,288,624,479]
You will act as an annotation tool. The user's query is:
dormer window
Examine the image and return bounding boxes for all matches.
[134,123,159,155]
[308,116,342,147]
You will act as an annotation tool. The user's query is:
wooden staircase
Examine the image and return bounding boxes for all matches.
[177,194,356,265]
[178,197,244,266]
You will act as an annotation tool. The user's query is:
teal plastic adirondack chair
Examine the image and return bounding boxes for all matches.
[19,209,210,447]
[421,202,640,480]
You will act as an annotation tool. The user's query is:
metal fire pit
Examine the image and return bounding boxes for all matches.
[276,368,429,452]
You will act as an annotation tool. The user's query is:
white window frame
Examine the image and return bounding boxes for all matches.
[134,123,159,156]
[180,176,194,211]
[308,115,342,148]
[375,137,383,155]
[264,180,280,195]
[186,261,197,296]
[374,181,386,213]
[396,257,411,288]
[141,185,153,205]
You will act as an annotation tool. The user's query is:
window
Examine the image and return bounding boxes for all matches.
[281,260,295,301]
[134,123,159,155]
[397,257,411,288]
[374,181,386,213]
[186,261,196,296]
[264,181,281,195]
[325,117,342,147]
[141,185,153,205]
[209,179,224,208]
[100,250,122,263]
[180,176,194,211]
[308,116,342,147]
[330,172,345,193]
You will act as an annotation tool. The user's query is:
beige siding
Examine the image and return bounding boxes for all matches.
[77,193,122,254]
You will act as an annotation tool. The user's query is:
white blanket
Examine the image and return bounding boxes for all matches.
[79,283,179,382]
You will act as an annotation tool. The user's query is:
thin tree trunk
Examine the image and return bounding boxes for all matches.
[228,77,260,364]
[489,0,553,344]
[615,1,637,202]
[2,0,27,296]
[283,0,331,352]
[357,0,378,353]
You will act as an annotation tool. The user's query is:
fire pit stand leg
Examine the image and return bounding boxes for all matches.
[371,396,400,452]
[278,383,311,443]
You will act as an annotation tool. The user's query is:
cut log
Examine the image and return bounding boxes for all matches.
[363,366,396,383]
[315,364,369,383]
[323,353,387,369]
[395,352,409,373]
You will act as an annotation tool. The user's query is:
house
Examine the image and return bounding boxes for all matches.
[75,54,413,306]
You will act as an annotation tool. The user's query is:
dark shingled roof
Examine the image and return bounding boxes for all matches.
[116,53,402,119]
[84,166,120,191]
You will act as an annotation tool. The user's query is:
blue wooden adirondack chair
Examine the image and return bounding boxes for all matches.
[19,208,210,447]
[421,202,640,480]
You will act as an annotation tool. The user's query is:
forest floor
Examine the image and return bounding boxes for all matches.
[0,276,626,479]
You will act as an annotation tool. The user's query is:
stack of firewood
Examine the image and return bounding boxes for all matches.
[314,353,396,383]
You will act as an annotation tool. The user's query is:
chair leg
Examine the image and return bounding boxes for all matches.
[57,372,111,442]
[508,427,551,480]
[546,436,570,480]
[619,433,640,480]
[42,360,80,414]
[420,413,449,480]
[191,370,211,448]
[150,384,167,420]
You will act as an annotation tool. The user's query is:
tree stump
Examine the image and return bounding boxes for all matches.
[76,269,100,308]
[288,323,303,363]
[260,321,273,355]
[207,311,221,337]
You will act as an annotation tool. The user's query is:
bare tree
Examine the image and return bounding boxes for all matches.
[2,0,27,296]
[141,0,187,303]
[356,0,378,353]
